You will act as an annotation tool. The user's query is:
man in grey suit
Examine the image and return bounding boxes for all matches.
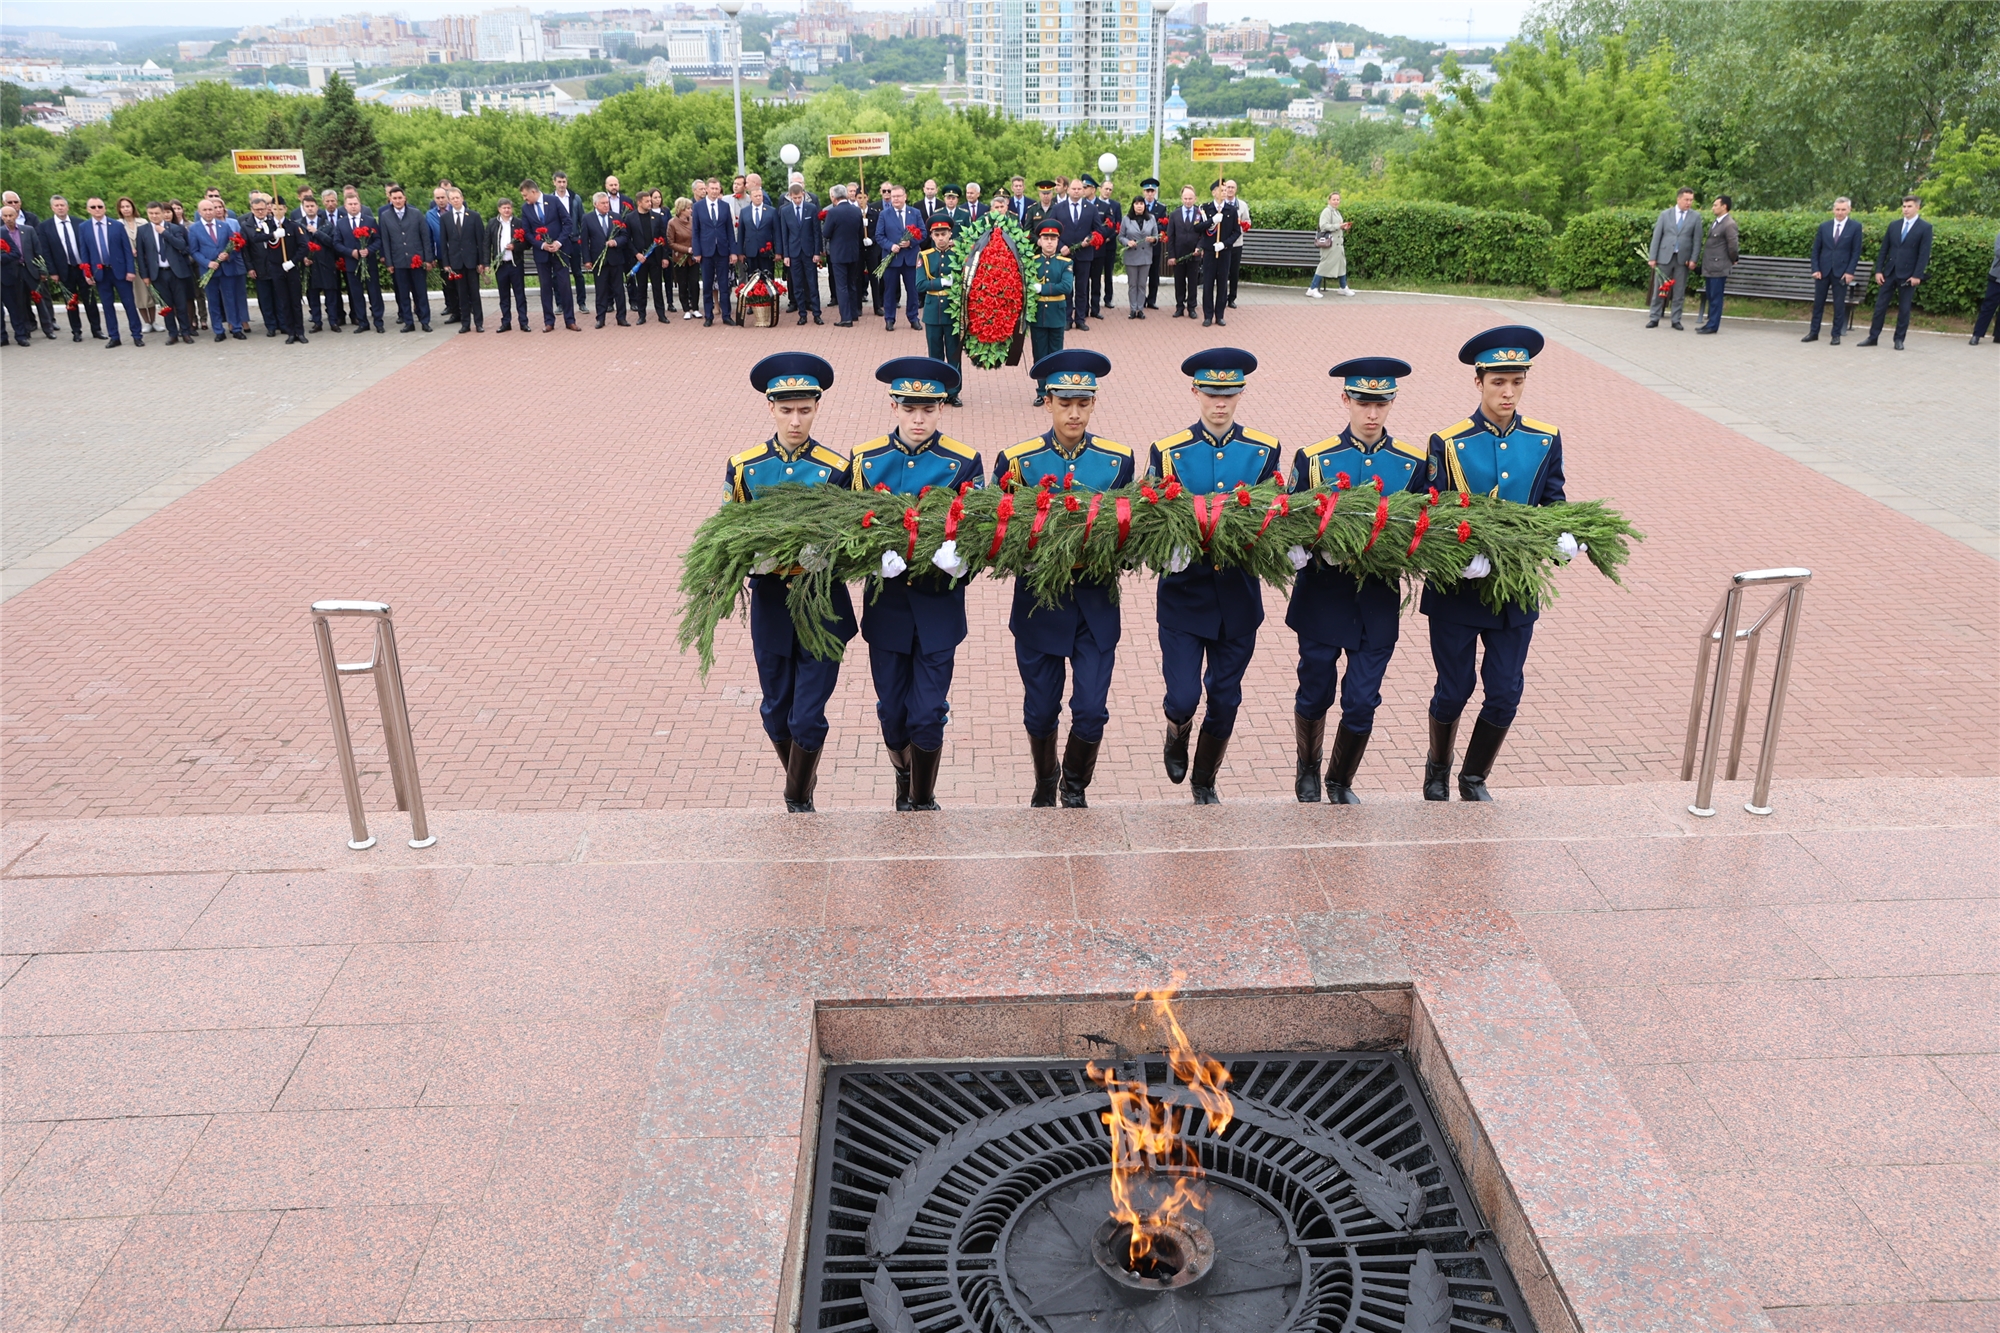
[1646,187,1702,330]
[376,182,432,332]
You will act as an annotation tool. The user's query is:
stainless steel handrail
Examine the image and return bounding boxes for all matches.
[1680,568,1811,817]
[310,600,436,850]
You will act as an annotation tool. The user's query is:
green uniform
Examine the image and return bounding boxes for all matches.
[919,248,963,388]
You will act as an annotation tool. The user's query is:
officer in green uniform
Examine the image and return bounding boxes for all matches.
[939,184,973,235]
[1028,221,1072,406]
[918,216,964,403]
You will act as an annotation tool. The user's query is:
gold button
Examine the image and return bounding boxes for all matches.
[1365,458,1374,465]
[908,459,916,467]
[1215,450,1225,459]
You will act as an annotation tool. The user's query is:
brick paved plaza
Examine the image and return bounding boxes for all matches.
[2,291,1995,1331]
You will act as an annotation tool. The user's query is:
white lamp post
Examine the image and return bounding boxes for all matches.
[1098,151,1118,193]
[719,0,746,176]
[1151,0,1173,180]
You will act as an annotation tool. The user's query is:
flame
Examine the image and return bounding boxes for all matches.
[1085,977,1234,1270]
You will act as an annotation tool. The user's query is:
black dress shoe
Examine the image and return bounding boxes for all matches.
[1214,317,1225,326]
[797,313,808,325]
[231,329,247,339]
[1646,319,1659,328]
[308,323,322,334]
[265,327,278,337]
[498,323,512,332]
[812,313,823,325]
[704,317,714,327]
[1201,316,1213,327]
[72,332,83,342]
[1695,326,1716,334]
[616,317,629,326]
[1893,338,1904,349]
[376,323,387,333]
[166,334,180,345]
[1671,321,1684,330]
[354,324,369,334]
[1800,333,1818,343]
[1830,335,1840,345]
[284,334,298,344]
[291,335,304,344]
[420,322,431,332]
[215,332,227,342]
[835,320,853,327]
[1857,336,1878,346]
[105,339,122,348]
[1971,336,1984,346]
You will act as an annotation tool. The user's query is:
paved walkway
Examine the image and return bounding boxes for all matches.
[3,777,1991,1331]
[3,300,1993,819]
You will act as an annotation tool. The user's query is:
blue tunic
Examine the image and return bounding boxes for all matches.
[995,431,1134,656]
[1286,427,1427,649]
[849,430,985,652]
[724,436,858,654]
[1420,408,1566,629]
[1148,420,1282,638]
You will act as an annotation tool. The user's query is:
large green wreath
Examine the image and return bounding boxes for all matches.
[676,479,1643,671]
[946,211,1037,369]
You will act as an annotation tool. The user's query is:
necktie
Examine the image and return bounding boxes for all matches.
[1833,221,1841,240]
[96,220,107,260]
[62,218,76,264]
[207,221,217,243]
[709,201,717,221]
[1903,219,1912,240]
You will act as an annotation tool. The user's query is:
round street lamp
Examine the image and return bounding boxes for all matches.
[719,0,746,176]
[1098,151,1118,192]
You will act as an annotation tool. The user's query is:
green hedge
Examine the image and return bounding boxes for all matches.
[1552,207,1997,314]
[1241,198,1554,289]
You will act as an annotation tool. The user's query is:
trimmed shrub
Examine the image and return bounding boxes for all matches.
[1239,197,1554,288]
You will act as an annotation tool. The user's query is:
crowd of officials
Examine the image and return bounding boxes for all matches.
[0,169,1278,350]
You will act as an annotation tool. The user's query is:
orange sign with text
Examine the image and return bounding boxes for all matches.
[231,149,307,175]
[1188,138,1256,163]
[826,133,892,159]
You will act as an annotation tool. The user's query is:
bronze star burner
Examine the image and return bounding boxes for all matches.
[801,1051,1529,1332]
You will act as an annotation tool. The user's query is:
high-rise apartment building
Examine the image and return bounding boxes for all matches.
[476,7,546,62]
[965,0,1163,134]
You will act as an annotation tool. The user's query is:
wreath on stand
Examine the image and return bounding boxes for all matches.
[945,211,1038,369]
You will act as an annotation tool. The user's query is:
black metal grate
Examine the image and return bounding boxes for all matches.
[802,1053,1532,1332]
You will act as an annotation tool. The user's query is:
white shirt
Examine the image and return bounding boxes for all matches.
[57,215,78,263]
[95,218,110,260]
[1903,215,1917,239]
[1832,219,1843,239]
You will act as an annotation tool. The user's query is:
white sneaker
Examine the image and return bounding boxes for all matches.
[1306,287,1325,299]
[1339,287,1360,297]
[683,310,694,320]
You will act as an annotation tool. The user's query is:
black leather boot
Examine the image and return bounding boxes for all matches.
[908,745,942,811]
[889,744,913,811]
[1294,713,1325,803]
[1163,715,1193,784]
[1458,718,1509,802]
[1059,734,1100,808]
[1028,731,1060,807]
[1190,730,1228,805]
[1324,725,1371,805]
[1423,715,1458,802]
[772,736,793,771]
[783,744,823,813]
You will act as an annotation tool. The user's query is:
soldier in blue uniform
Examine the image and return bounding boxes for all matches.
[1286,357,1425,804]
[917,217,965,403]
[997,349,1134,807]
[1148,349,1281,804]
[1028,222,1073,406]
[1421,325,1583,801]
[726,353,855,813]
[849,357,984,811]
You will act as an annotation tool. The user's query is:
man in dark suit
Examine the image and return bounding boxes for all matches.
[332,190,385,333]
[189,198,249,339]
[582,193,629,327]
[738,186,780,283]
[1091,178,1119,314]
[691,179,738,326]
[1053,179,1102,331]
[295,195,342,331]
[1802,197,1862,345]
[136,202,188,344]
[821,183,865,326]
[78,196,145,347]
[1165,184,1207,319]
[487,198,530,331]
[439,187,486,333]
[0,203,39,346]
[377,183,432,332]
[1138,178,1170,309]
[549,172,590,314]
[1199,180,1239,327]
[1860,194,1932,350]
[244,193,306,343]
[779,180,823,326]
[874,185,924,331]
[865,182,892,315]
[37,196,104,341]
[518,180,575,331]
[1005,176,1034,226]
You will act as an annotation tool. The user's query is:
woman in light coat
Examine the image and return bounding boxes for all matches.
[1309,188,1355,297]
[115,197,159,328]
[1119,198,1159,318]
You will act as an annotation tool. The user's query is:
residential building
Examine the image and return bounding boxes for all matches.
[965,0,1165,135]
[626,22,742,76]
[179,41,217,60]
[427,14,480,61]
[1205,19,1269,53]
[1286,96,1321,121]
[472,83,575,116]
[477,8,546,62]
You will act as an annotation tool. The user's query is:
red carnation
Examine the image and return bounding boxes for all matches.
[336,257,347,272]
[1161,478,1182,501]
[1407,509,1431,556]
[1427,486,1439,505]
[0,239,11,253]
[1458,491,1471,507]
[513,227,526,244]
[1235,483,1253,507]
[229,233,245,251]
[306,240,321,252]
[1064,493,1080,512]
[534,226,548,240]
[1457,520,1472,543]
[1334,472,1352,490]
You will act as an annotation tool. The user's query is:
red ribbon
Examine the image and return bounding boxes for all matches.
[1115,496,1132,548]
[1253,492,1290,542]
[1083,492,1103,545]
[1193,493,1225,549]
[1028,488,1054,550]
[904,507,921,560]
[1362,496,1390,551]
[1407,508,1431,556]
[987,491,1015,558]
[1314,491,1338,540]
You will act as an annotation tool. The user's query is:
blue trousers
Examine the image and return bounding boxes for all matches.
[869,641,956,751]
[207,272,248,330]
[494,264,528,326]
[755,645,842,752]
[1427,619,1534,728]
[1295,638,1395,732]
[1017,621,1115,743]
[882,265,920,326]
[536,257,575,324]
[1701,276,1727,331]
[97,275,143,340]
[1160,624,1256,738]
[391,265,430,326]
[700,254,733,320]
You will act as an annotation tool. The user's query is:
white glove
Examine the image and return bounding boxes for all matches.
[863,235,874,246]
[880,549,908,578]
[1167,546,1192,574]
[1462,553,1492,579]
[1555,532,1587,563]
[930,539,966,577]
[1213,241,1224,254]
[1286,544,1311,571]
[749,552,779,575]
[798,543,828,573]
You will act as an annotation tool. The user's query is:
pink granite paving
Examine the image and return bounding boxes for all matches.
[3,777,1992,1331]
[2,303,1994,822]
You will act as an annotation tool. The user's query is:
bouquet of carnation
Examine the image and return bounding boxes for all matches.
[875,223,924,281]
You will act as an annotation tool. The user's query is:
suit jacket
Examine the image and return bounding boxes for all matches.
[37,214,94,274]
[0,223,36,287]
[820,200,863,264]
[331,208,380,267]
[133,220,162,279]
[296,214,341,286]
[627,211,665,265]
[488,215,527,267]
[186,215,246,277]
[690,196,737,259]
[376,204,430,268]
[864,200,886,254]
[1165,204,1209,263]
[1874,216,1932,282]
[1053,197,1100,258]
[1702,212,1739,277]
[1810,218,1864,279]
[157,220,195,280]
[1648,206,1702,265]
[520,198,568,261]
[874,203,923,268]
[439,207,486,271]
[1201,199,1243,257]
[550,191,587,257]
[778,197,822,256]
[738,201,780,260]
[580,208,625,267]
[243,214,300,281]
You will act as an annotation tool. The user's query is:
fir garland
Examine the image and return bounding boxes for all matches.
[676,479,1642,672]
[945,212,1037,369]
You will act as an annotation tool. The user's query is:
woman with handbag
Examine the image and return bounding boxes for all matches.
[1308,189,1355,298]
[1119,197,1158,318]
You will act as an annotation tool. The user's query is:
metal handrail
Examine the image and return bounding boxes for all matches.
[311,600,435,850]
[1680,569,1811,817]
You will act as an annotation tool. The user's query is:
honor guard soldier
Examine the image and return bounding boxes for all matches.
[851,357,985,811]
[1148,349,1282,804]
[938,184,973,235]
[1028,222,1073,405]
[728,353,856,813]
[1422,326,1580,801]
[998,350,1134,807]
[1287,358,1425,804]
[917,217,964,402]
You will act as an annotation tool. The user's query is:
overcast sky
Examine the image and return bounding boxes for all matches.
[5,1,1533,45]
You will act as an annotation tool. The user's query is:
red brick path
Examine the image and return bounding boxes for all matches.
[3,302,1994,819]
